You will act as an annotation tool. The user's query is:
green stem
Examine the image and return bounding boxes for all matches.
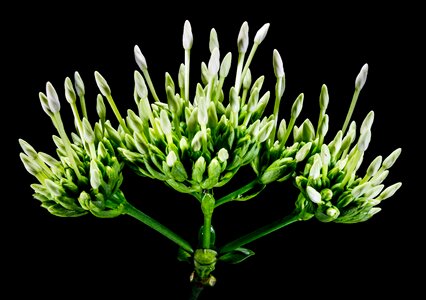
[237,43,259,94]
[203,215,212,249]
[142,68,160,102]
[105,95,130,134]
[214,178,260,207]
[185,49,190,102]
[219,212,300,254]
[124,202,193,254]
[342,88,360,135]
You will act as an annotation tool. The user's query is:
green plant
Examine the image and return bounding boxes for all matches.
[18,20,402,299]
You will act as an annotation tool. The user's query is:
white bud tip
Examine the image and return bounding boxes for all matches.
[254,23,270,44]
[46,82,60,113]
[237,21,249,53]
[183,20,193,50]
[355,63,368,90]
[134,45,147,70]
[307,186,322,204]
[208,47,220,75]
[273,49,285,78]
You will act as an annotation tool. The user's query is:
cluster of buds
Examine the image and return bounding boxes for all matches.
[19,74,126,218]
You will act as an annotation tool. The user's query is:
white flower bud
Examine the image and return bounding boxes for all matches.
[209,28,219,53]
[291,93,304,119]
[273,49,284,78]
[360,111,374,134]
[46,82,60,113]
[134,45,148,70]
[254,23,270,44]
[64,77,76,104]
[183,20,193,50]
[307,186,322,204]
[220,52,232,78]
[295,142,312,162]
[357,130,371,152]
[94,71,111,97]
[166,151,177,167]
[134,70,148,99]
[237,21,249,53]
[218,148,229,162]
[382,148,402,169]
[376,182,402,201]
[74,71,85,97]
[208,47,220,76]
[355,63,368,90]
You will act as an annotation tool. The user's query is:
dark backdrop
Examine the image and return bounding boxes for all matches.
[5,2,422,299]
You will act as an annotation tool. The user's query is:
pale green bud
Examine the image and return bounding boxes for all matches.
[178,63,185,90]
[183,20,193,50]
[253,91,270,118]
[166,151,177,167]
[82,118,95,144]
[320,144,330,166]
[319,84,329,111]
[321,188,333,201]
[383,148,402,169]
[197,97,208,126]
[208,47,220,76]
[247,87,259,112]
[277,119,287,142]
[134,45,148,70]
[355,63,368,90]
[243,68,252,90]
[309,154,322,180]
[251,75,265,95]
[257,120,274,143]
[291,93,304,119]
[94,71,111,97]
[46,82,60,113]
[306,186,321,204]
[364,184,384,199]
[64,77,76,104]
[220,52,232,78]
[96,94,106,121]
[273,49,284,78]
[376,182,402,201]
[45,179,65,197]
[229,86,240,113]
[366,156,382,178]
[357,130,371,152]
[360,111,375,134]
[74,71,85,97]
[218,148,229,163]
[166,86,180,114]
[160,110,171,136]
[180,136,189,152]
[254,23,270,44]
[201,193,215,216]
[192,156,206,182]
[209,28,219,53]
[295,142,312,162]
[208,158,221,179]
[370,170,389,185]
[318,114,329,139]
[19,139,38,159]
[207,101,218,128]
[20,153,42,176]
[90,160,102,189]
[352,182,372,198]
[134,132,149,155]
[237,21,249,53]
[39,92,52,117]
[191,131,203,151]
[201,62,209,85]
[134,70,148,99]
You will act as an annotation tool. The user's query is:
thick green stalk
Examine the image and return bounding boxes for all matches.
[124,202,193,254]
[219,212,300,254]
[214,178,260,207]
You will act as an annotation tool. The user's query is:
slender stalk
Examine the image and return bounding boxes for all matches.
[105,95,130,134]
[342,88,360,135]
[219,212,300,254]
[124,202,193,253]
[142,68,160,102]
[215,178,260,207]
[185,49,190,102]
[237,43,259,94]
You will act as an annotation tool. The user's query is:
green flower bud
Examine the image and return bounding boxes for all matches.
[254,23,270,44]
[197,97,208,126]
[253,91,270,119]
[382,148,402,169]
[291,93,304,119]
[247,87,259,113]
[364,184,384,199]
[220,52,232,78]
[160,110,171,136]
[376,182,402,201]
[180,137,189,152]
[370,169,389,185]
[309,154,322,180]
[320,188,333,201]
[209,28,219,53]
[94,71,111,97]
[46,82,60,113]
[259,157,294,184]
[183,20,193,50]
[191,131,203,152]
[82,118,95,144]
[237,21,249,53]
[357,130,371,152]
[134,45,148,70]
[201,62,209,85]
[366,156,382,178]
[208,158,221,179]
[208,47,220,76]
[20,153,42,177]
[257,120,274,143]
[207,101,218,128]
[273,49,284,78]
[319,84,329,111]
[192,156,206,183]
[318,114,329,139]
[134,132,149,155]
[39,92,52,117]
[96,94,106,121]
[90,159,102,189]
[243,68,252,90]
[218,148,229,163]
[64,77,76,104]
[320,144,330,166]
[19,139,38,159]
[355,63,368,91]
[201,193,215,216]
[74,71,85,97]
[351,182,372,198]
[277,119,287,143]
[178,63,185,91]
[167,150,177,167]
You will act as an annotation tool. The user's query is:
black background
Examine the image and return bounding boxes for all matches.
[5,2,423,299]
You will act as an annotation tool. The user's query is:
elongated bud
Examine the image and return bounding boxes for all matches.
[257,120,274,143]
[209,28,219,53]
[321,144,331,166]
[178,63,185,90]
[90,160,102,189]
[360,111,374,134]
[295,142,312,162]
[39,92,52,117]
[134,70,148,99]
[243,68,252,89]
[383,148,402,169]
[167,151,177,167]
[19,139,38,159]
[319,84,329,111]
[218,148,229,163]
[355,63,368,90]
[309,154,322,180]
[376,182,402,201]
[191,131,203,151]
[208,158,221,178]
[273,49,284,78]
[357,130,371,152]
[82,118,95,144]
[366,156,382,177]
[306,186,321,204]
[208,47,220,76]
[192,156,206,182]
[134,45,148,70]
[197,97,208,126]
[291,93,304,119]
[183,20,193,50]
[20,153,42,176]
[254,23,270,44]
[46,82,60,113]
[318,114,329,138]
[94,71,111,96]
[237,21,249,53]
[64,77,76,104]
[160,110,171,136]
[96,94,106,121]
[74,71,85,97]
[220,52,232,78]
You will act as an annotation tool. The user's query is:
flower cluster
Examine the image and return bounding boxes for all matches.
[19,76,126,218]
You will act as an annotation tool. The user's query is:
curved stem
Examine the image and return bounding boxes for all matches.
[214,178,260,207]
[219,211,300,254]
[123,202,193,253]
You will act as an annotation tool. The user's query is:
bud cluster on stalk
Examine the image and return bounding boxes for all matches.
[19,74,126,218]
